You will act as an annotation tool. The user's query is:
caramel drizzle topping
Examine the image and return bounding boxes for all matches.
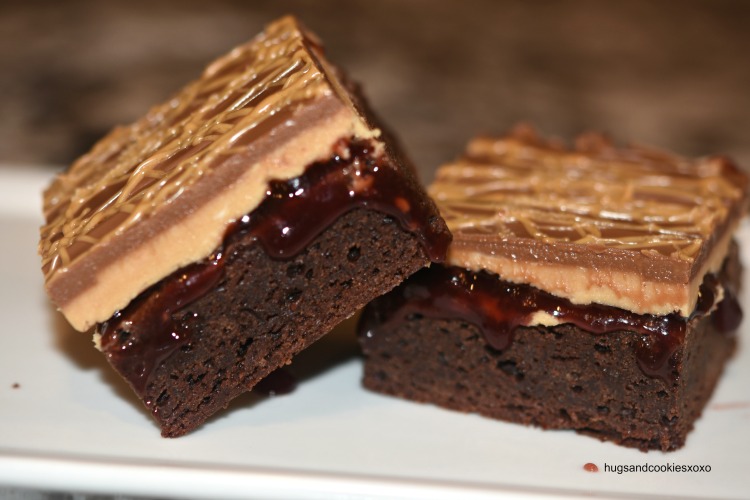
[39,16,331,282]
[431,126,747,261]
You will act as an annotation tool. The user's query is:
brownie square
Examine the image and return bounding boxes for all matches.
[359,126,748,451]
[39,16,450,436]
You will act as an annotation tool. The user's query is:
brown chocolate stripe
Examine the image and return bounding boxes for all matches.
[39,17,333,281]
[38,17,384,330]
[431,126,749,286]
[43,96,343,309]
[433,129,746,263]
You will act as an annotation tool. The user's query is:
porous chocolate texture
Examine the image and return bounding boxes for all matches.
[109,208,428,437]
[97,134,450,437]
[359,245,741,452]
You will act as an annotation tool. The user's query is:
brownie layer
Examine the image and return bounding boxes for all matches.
[103,206,429,437]
[359,245,741,451]
[95,131,450,436]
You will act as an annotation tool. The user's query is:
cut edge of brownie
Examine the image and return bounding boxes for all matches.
[107,206,433,437]
[358,243,741,452]
[42,15,452,438]
[96,133,450,437]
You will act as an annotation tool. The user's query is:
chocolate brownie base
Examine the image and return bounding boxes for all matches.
[360,248,741,452]
[106,207,429,437]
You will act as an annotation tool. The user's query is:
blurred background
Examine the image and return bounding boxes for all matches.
[1,0,749,181]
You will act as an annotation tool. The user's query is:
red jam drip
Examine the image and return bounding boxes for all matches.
[98,138,449,397]
[358,266,741,384]
[228,138,450,262]
[99,254,225,396]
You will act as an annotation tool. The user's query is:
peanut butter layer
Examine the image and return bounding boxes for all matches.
[39,16,380,331]
[430,126,749,316]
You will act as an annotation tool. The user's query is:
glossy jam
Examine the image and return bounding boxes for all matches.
[99,139,450,396]
[359,265,741,384]
[229,138,450,262]
[99,254,225,395]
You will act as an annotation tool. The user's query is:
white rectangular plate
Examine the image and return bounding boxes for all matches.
[1,166,749,499]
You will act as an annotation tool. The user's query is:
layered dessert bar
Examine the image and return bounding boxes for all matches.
[39,16,450,437]
[359,126,748,451]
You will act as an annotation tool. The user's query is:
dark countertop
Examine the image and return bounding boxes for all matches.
[1,0,749,181]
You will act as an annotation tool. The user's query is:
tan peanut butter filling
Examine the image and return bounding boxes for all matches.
[430,126,748,317]
[39,16,380,331]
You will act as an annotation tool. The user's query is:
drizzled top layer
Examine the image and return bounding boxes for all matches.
[39,16,378,331]
[430,126,748,316]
